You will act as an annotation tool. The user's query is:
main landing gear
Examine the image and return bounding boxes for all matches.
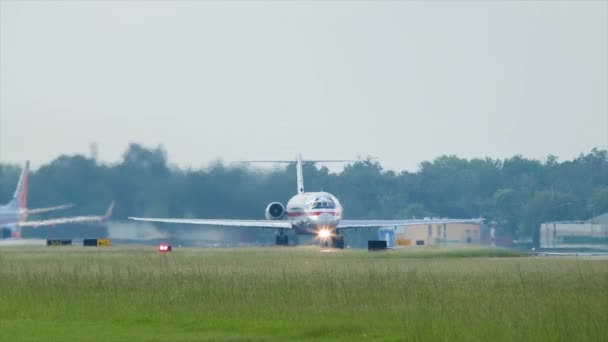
[331,234,345,249]
[275,231,289,246]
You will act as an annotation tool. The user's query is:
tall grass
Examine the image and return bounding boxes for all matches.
[0,247,605,341]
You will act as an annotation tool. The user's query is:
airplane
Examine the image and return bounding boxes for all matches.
[0,161,114,238]
[129,154,483,248]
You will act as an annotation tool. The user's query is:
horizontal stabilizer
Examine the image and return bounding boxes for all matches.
[27,204,75,215]
[234,160,354,164]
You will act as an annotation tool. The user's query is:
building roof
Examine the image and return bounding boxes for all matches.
[589,212,608,224]
[541,212,608,225]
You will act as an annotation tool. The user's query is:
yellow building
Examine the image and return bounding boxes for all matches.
[381,222,481,247]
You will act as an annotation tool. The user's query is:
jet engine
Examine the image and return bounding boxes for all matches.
[265,202,286,220]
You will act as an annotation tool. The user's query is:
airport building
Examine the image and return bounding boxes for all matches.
[379,221,482,247]
[539,213,608,250]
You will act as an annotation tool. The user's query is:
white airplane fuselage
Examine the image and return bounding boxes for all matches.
[0,205,26,227]
[284,192,343,235]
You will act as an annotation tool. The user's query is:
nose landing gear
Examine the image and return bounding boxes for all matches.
[331,234,345,249]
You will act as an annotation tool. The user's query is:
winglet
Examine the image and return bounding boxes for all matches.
[103,201,115,220]
[11,161,30,210]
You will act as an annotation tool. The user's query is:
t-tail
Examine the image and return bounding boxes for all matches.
[235,154,353,195]
[9,161,29,210]
[293,154,354,195]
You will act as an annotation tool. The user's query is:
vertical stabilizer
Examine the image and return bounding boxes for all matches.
[11,161,29,209]
[296,154,304,194]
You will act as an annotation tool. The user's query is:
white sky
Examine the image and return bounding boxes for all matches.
[0,1,606,171]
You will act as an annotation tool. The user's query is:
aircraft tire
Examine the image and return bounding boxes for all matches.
[276,235,289,246]
[335,236,345,249]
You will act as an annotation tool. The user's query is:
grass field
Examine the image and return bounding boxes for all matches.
[0,246,606,341]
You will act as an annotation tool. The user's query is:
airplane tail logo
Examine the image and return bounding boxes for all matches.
[10,161,29,210]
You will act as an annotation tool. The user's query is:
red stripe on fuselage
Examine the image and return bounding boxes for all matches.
[287,211,340,217]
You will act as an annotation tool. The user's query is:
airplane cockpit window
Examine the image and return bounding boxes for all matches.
[310,197,336,209]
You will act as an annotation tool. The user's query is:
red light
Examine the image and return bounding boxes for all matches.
[158,244,172,252]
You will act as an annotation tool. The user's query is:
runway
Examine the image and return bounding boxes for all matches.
[0,239,47,246]
[534,251,608,260]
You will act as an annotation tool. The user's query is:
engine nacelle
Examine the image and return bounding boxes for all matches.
[265,202,286,220]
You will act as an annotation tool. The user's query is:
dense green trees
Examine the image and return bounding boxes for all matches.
[2,143,607,244]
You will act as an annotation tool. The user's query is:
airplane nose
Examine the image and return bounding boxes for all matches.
[316,213,334,224]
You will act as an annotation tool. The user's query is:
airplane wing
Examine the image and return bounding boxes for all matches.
[128,217,293,229]
[18,202,114,228]
[337,218,484,229]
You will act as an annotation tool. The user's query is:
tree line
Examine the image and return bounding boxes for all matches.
[1,143,606,244]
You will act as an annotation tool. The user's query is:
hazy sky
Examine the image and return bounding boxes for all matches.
[0,1,606,171]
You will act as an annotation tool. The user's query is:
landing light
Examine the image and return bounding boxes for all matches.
[158,243,172,252]
[317,228,331,240]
